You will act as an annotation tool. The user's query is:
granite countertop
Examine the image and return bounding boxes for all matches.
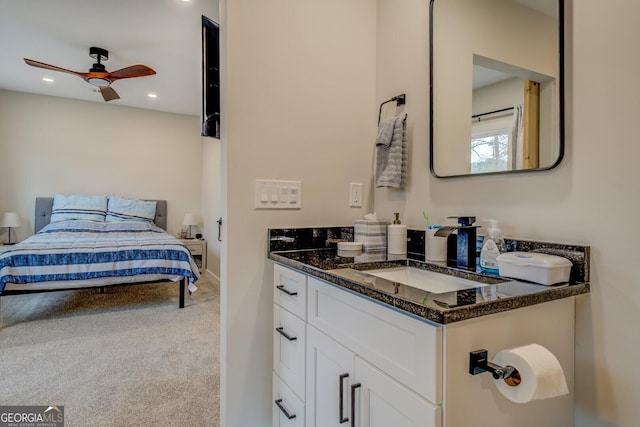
[268,248,590,324]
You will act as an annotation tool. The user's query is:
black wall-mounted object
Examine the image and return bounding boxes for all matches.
[469,349,521,386]
[202,15,220,138]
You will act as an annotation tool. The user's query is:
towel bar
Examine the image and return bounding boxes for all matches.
[378,93,406,124]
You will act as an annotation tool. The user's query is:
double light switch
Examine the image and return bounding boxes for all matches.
[255,179,302,209]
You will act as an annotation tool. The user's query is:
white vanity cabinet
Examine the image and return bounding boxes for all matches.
[273,265,308,424]
[273,262,575,427]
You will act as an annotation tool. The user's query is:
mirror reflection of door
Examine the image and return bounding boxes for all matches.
[430,0,563,177]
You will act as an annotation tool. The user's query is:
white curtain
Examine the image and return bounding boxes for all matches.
[511,104,524,170]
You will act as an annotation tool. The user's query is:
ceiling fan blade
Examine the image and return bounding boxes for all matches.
[107,64,156,80]
[24,58,88,79]
[100,86,120,102]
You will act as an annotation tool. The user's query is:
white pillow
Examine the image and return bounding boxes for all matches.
[50,194,108,222]
[106,196,156,223]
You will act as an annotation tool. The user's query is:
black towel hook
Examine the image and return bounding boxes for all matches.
[378,93,406,125]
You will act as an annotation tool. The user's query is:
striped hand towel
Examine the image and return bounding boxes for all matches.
[375,116,407,188]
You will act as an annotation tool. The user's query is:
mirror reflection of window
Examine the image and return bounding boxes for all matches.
[471,117,512,173]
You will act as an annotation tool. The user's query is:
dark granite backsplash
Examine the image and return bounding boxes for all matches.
[269,227,354,252]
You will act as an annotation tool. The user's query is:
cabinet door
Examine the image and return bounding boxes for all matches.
[353,357,441,427]
[306,325,355,427]
[273,373,305,427]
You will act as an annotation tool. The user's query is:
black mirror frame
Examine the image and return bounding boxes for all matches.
[429,0,565,178]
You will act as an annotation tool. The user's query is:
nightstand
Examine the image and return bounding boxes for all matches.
[180,238,207,273]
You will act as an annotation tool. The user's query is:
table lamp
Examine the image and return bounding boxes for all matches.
[182,213,197,239]
[0,212,21,245]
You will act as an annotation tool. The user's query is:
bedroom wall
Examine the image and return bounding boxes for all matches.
[200,1,222,282]
[0,89,203,238]
[202,138,222,280]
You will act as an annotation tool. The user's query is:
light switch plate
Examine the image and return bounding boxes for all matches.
[255,179,302,209]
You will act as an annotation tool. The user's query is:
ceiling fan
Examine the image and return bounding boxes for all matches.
[23,47,156,102]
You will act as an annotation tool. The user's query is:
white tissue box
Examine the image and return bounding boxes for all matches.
[354,220,387,250]
[497,252,572,285]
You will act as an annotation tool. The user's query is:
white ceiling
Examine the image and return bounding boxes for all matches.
[0,0,218,116]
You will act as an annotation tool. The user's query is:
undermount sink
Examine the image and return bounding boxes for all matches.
[363,266,490,294]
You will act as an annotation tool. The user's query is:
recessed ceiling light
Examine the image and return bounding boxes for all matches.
[147,93,158,99]
[42,77,54,83]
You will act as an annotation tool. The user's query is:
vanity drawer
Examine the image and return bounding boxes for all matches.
[274,303,306,400]
[273,373,305,427]
[307,277,443,404]
[274,264,307,320]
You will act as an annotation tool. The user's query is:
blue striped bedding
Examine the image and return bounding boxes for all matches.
[0,220,200,294]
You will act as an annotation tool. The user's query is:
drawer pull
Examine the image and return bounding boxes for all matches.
[275,398,296,419]
[339,373,349,424]
[350,383,361,427]
[275,326,297,341]
[276,285,298,296]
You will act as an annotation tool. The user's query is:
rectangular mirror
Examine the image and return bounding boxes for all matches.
[429,0,564,177]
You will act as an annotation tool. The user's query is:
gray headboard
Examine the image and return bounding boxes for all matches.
[34,197,168,233]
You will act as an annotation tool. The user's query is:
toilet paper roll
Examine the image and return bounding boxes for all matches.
[492,343,568,404]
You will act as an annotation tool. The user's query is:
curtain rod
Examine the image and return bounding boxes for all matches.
[471,106,514,120]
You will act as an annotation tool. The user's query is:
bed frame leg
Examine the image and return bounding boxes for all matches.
[179,278,185,308]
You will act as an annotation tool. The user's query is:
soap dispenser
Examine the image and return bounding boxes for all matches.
[387,213,407,255]
[479,219,506,275]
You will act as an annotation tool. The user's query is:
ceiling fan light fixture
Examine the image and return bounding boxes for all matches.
[24,47,154,102]
[87,77,111,87]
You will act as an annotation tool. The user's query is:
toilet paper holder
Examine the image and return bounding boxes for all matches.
[469,349,522,386]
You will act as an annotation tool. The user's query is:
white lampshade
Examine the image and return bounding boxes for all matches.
[182,213,197,226]
[0,212,21,228]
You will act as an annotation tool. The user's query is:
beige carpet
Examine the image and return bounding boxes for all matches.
[0,277,220,426]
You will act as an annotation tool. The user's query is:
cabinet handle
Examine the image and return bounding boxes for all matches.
[350,383,361,427]
[275,326,297,341]
[275,398,296,420]
[339,373,349,424]
[276,285,298,296]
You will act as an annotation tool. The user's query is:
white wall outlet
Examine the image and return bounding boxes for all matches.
[349,182,363,207]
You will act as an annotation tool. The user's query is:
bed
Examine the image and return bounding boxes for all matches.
[0,196,200,310]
